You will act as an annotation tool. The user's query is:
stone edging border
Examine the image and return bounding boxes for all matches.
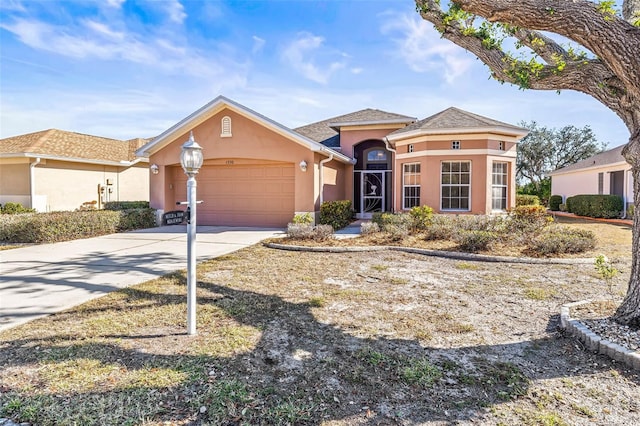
[265,242,595,265]
[560,301,640,370]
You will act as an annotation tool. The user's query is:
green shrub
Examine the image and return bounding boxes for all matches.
[528,225,596,255]
[423,215,455,240]
[516,194,540,206]
[1,202,35,214]
[628,204,635,218]
[409,205,434,230]
[507,204,551,235]
[0,211,121,243]
[565,195,623,218]
[287,223,314,239]
[360,222,380,235]
[286,223,334,240]
[454,215,508,233]
[454,230,498,252]
[291,212,314,224]
[372,212,413,240]
[319,200,353,230]
[104,201,150,211]
[313,224,334,241]
[548,195,563,211]
[117,208,157,231]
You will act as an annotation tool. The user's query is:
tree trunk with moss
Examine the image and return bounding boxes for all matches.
[415,0,640,324]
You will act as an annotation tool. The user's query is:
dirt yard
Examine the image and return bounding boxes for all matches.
[1,236,639,425]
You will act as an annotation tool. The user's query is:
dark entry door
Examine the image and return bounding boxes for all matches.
[610,170,624,198]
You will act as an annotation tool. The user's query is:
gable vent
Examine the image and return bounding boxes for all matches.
[221,116,232,138]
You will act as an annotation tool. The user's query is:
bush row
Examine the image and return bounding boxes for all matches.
[286,223,333,241]
[363,204,594,256]
[0,208,157,243]
[0,202,35,214]
[565,194,623,218]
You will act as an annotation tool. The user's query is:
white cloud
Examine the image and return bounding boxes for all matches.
[0,17,246,80]
[162,0,187,24]
[252,36,266,54]
[105,0,126,9]
[0,0,26,12]
[282,32,346,84]
[380,12,474,84]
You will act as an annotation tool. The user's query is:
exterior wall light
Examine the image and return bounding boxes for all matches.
[150,164,159,174]
[180,131,203,336]
[299,160,308,172]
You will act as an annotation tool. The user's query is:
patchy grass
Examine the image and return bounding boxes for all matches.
[0,233,638,425]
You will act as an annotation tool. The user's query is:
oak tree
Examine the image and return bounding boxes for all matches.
[517,121,604,202]
[415,0,640,325]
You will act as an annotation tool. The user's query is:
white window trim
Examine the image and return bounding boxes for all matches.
[491,161,508,211]
[221,116,232,138]
[402,162,421,210]
[440,160,471,212]
[451,140,460,150]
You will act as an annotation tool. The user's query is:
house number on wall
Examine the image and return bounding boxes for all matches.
[225,160,234,165]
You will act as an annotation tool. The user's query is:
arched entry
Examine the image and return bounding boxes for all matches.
[353,140,393,218]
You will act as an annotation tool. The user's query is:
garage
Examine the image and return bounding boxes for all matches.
[173,161,295,227]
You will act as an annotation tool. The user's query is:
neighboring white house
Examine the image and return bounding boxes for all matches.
[548,144,632,212]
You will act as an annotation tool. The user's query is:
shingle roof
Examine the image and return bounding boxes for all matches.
[548,144,628,175]
[294,108,416,146]
[0,129,151,163]
[389,107,527,136]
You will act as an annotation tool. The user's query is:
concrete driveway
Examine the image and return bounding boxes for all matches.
[0,225,283,332]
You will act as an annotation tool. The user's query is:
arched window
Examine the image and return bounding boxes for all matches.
[367,149,387,162]
[221,116,232,137]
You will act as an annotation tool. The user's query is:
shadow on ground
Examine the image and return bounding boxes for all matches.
[1,268,639,425]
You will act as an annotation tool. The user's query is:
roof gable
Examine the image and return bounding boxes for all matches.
[295,108,416,146]
[0,129,149,164]
[136,95,353,164]
[387,107,528,139]
[549,144,628,175]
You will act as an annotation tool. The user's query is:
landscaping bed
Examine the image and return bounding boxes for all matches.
[1,238,638,425]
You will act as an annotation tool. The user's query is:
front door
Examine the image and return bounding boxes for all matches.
[353,140,393,218]
[362,171,385,214]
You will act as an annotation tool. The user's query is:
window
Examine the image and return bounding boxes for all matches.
[367,150,387,162]
[451,140,460,150]
[491,162,508,211]
[221,116,232,137]
[408,144,414,153]
[403,163,421,209]
[441,161,470,210]
[498,141,505,151]
[598,172,604,194]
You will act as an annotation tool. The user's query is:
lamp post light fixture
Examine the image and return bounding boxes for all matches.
[180,131,203,335]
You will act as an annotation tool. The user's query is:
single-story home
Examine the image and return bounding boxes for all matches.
[136,96,528,227]
[0,129,150,212]
[549,144,633,211]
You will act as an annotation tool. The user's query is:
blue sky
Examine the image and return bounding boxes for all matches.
[0,0,629,147]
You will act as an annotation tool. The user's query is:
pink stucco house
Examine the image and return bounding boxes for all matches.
[136,96,528,227]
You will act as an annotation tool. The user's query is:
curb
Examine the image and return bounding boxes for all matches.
[560,301,640,370]
[265,243,595,265]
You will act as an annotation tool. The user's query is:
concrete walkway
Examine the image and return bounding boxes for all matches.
[0,225,283,332]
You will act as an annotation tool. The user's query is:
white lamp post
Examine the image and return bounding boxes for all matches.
[180,131,203,335]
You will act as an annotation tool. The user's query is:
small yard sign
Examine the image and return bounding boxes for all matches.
[162,210,186,225]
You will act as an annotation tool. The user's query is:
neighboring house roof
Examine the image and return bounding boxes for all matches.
[0,129,150,165]
[386,107,529,140]
[294,109,416,147]
[548,144,628,176]
[137,95,354,164]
